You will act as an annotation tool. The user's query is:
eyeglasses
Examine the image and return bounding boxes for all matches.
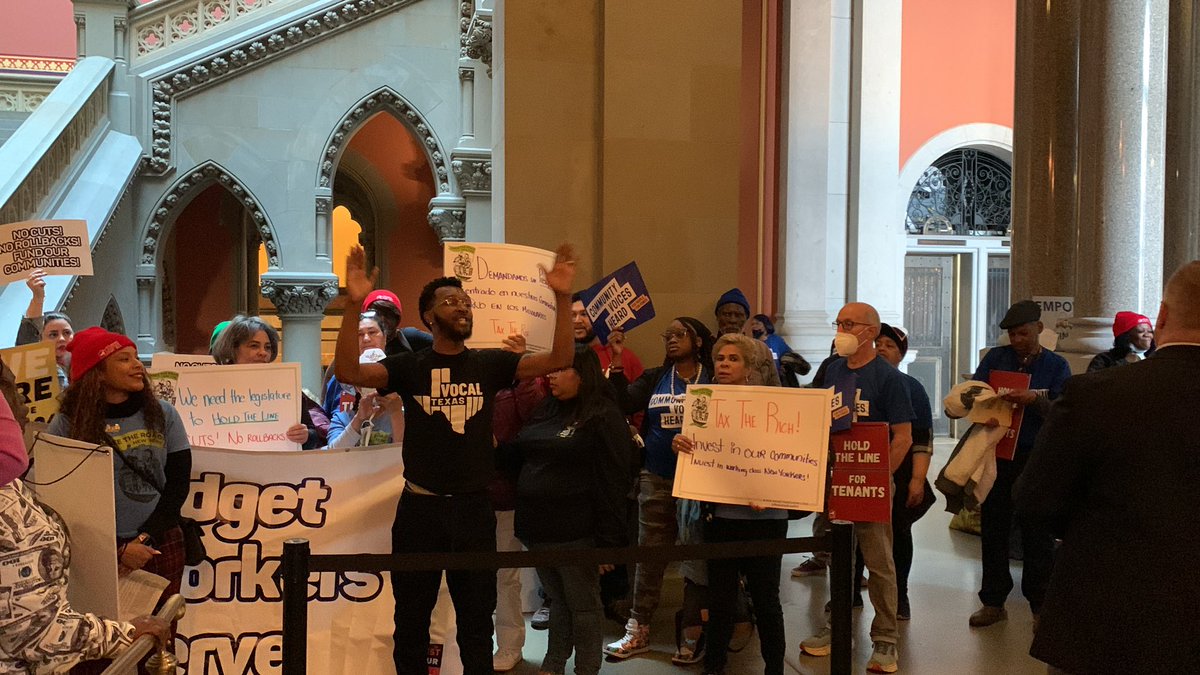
[832,320,871,331]
[661,328,692,341]
[438,296,473,310]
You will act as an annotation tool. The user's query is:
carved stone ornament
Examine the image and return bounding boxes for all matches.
[141,161,280,268]
[451,157,491,194]
[101,296,126,335]
[143,0,419,175]
[318,87,451,193]
[427,207,466,242]
[464,13,492,76]
[260,278,339,316]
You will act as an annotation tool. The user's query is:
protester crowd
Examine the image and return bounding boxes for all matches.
[1,255,1197,675]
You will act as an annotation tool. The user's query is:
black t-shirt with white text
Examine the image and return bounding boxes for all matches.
[383,347,522,495]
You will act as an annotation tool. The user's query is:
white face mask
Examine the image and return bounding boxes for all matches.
[833,331,861,357]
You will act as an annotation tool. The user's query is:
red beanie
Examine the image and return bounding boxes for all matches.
[1112,311,1152,338]
[362,290,402,315]
[67,327,136,382]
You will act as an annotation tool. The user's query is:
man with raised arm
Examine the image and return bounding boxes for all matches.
[335,244,579,675]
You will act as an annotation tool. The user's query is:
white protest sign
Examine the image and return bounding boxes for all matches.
[150,352,216,372]
[0,341,60,423]
[673,385,833,511]
[1033,296,1074,342]
[444,242,558,351]
[177,445,462,675]
[174,363,302,451]
[0,219,92,282]
[29,433,118,618]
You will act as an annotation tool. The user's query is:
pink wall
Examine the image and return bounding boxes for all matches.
[0,1,75,59]
[900,0,1015,169]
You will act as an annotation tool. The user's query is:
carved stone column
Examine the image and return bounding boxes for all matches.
[451,153,491,240]
[315,189,333,260]
[259,273,339,394]
[427,196,468,243]
[135,273,156,356]
[1165,0,1200,275]
[75,14,87,60]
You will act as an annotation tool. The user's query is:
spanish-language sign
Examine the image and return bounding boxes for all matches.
[673,385,833,511]
[173,363,302,451]
[576,261,655,345]
[445,242,558,351]
[827,423,892,523]
[29,433,118,618]
[177,445,462,675]
[0,342,61,423]
[0,219,92,282]
[989,370,1031,461]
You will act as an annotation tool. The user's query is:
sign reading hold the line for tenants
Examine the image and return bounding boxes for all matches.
[576,261,655,345]
[173,362,302,451]
[445,242,558,351]
[828,422,892,523]
[673,385,833,511]
[0,219,92,283]
[0,342,61,423]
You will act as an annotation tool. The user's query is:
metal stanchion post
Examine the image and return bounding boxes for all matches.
[281,538,311,675]
[829,521,856,675]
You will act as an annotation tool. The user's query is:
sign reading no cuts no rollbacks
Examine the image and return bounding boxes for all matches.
[0,219,92,283]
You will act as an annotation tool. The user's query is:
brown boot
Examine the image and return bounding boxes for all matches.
[969,605,1008,627]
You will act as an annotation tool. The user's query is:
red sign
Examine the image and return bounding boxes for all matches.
[989,371,1032,460]
[827,422,891,523]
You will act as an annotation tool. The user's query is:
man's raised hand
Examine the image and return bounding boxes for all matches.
[345,246,379,305]
[541,243,578,296]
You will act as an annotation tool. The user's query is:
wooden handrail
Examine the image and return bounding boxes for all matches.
[100,594,186,675]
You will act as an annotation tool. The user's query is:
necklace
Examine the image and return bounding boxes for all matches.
[669,362,703,392]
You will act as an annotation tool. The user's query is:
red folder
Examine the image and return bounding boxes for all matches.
[989,371,1032,460]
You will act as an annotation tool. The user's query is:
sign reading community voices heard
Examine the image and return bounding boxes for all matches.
[673,385,833,511]
[0,219,92,282]
[576,261,656,345]
[170,362,303,451]
[0,342,60,423]
[445,242,558,351]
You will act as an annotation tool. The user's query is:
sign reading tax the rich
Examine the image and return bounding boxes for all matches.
[828,422,892,523]
[445,242,558,351]
[576,261,655,345]
[673,385,833,511]
[0,219,93,283]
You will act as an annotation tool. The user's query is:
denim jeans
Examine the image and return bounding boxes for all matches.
[525,538,603,675]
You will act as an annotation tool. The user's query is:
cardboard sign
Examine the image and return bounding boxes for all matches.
[173,363,303,451]
[0,342,61,423]
[576,261,655,345]
[673,385,833,511]
[28,433,118,618]
[149,352,216,372]
[989,370,1031,460]
[0,219,92,282]
[444,242,558,351]
[1033,296,1074,342]
[827,422,891,523]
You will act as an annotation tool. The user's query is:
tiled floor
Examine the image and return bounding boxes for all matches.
[502,506,1047,674]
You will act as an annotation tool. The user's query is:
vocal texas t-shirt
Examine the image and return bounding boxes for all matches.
[383,347,522,495]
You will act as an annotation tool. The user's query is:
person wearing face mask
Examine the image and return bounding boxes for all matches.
[750,314,810,386]
[18,268,75,390]
[961,300,1071,630]
[210,315,329,449]
[673,334,790,675]
[799,303,913,674]
[47,328,193,606]
[1086,311,1157,372]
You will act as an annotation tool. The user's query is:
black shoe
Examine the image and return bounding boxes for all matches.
[897,597,911,621]
[530,605,550,630]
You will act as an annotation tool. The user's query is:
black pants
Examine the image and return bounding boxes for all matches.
[391,490,497,675]
[979,452,1053,612]
[703,517,788,675]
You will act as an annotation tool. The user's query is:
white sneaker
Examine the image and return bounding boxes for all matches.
[492,647,522,672]
[603,618,650,658]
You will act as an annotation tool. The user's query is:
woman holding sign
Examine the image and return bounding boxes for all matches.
[674,334,790,675]
[605,317,713,660]
[47,328,192,602]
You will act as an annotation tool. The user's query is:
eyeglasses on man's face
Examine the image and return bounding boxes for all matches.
[438,296,474,310]
[832,319,869,331]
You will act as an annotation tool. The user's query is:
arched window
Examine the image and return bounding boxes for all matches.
[905,149,1011,236]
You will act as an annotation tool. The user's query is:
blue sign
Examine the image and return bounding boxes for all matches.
[577,261,656,345]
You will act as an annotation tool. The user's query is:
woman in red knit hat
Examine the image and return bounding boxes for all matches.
[47,328,191,603]
[1087,311,1157,372]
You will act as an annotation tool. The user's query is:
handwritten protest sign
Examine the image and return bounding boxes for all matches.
[989,371,1031,460]
[828,423,892,523]
[0,342,60,423]
[445,242,558,351]
[576,261,655,345]
[0,219,92,283]
[173,363,302,451]
[673,385,833,511]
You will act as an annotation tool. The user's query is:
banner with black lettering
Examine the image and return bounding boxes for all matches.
[0,219,92,282]
[176,445,462,675]
[0,342,60,423]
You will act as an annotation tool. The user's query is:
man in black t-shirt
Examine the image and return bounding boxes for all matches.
[335,244,579,675]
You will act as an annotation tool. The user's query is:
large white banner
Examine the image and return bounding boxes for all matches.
[177,445,461,675]
[174,363,302,451]
[673,385,833,511]
[0,219,92,282]
[444,242,558,351]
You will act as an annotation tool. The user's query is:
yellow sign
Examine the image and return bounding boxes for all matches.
[0,341,61,423]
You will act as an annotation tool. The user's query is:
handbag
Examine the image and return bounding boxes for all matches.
[112,448,207,565]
